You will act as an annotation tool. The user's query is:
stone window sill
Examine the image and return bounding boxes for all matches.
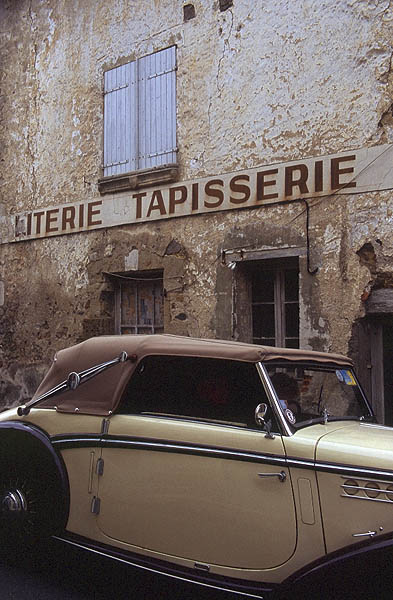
[98,164,179,195]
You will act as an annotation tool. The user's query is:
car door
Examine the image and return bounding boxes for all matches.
[96,356,297,571]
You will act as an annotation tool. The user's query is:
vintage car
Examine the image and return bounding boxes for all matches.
[0,334,392,598]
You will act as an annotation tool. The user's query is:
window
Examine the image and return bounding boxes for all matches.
[102,46,177,179]
[118,356,278,430]
[115,272,164,335]
[266,363,371,428]
[249,259,299,348]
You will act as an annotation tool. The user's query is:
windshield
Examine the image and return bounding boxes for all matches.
[266,363,374,428]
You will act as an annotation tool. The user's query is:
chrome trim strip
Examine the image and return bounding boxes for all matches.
[52,535,265,599]
[50,433,393,482]
[341,494,393,504]
[360,423,393,431]
[284,457,393,481]
[52,436,101,447]
[286,457,315,470]
[51,435,102,451]
[101,437,289,466]
[316,461,393,481]
[51,434,288,466]
[343,484,384,493]
[341,475,393,485]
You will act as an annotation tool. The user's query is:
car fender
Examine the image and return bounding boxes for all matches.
[280,532,393,598]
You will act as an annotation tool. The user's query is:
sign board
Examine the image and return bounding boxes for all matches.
[1,144,392,244]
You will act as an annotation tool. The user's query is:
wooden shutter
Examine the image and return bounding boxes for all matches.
[138,46,177,170]
[103,47,176,177]
[103,62,137,177]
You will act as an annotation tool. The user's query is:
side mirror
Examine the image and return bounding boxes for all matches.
[255,403,268,427]
[255,403,275,439]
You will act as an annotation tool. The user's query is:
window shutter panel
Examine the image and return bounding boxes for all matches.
[103,46,176,176]
[103,62,137,177]
[138,46,177,170]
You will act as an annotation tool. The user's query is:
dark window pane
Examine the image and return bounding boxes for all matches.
[252,271,274,302]
[285,270,299,302]
[252,305,275,338]
[250,261,299,349]
[254,337,275,346]
[285,303,299,338]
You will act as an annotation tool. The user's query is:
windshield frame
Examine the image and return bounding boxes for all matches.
[258,360,375,435]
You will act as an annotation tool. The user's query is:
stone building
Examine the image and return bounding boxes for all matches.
[0,0,393,422]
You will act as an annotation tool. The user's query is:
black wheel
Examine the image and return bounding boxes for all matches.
[0,453,62,554]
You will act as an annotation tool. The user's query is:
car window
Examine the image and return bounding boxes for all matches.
[266,363,373,428]
[118,356,278,430]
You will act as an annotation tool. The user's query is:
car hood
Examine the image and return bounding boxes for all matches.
[315,422,393,474]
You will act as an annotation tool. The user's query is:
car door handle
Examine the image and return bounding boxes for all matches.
[258,471,287,483]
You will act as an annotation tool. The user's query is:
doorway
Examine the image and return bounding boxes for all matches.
[352,315,393,425]
[383,322,393,425]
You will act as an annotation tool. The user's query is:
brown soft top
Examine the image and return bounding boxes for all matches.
[33,334,353,416]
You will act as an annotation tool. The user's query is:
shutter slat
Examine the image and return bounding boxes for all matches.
[129,60,138,173]
[138,54,147,170]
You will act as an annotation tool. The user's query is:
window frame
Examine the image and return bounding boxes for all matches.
[251,261,300,348]
[233,253,301,347]
[113,271,164,335]
[246,258,300,348]
[117,355,281,433]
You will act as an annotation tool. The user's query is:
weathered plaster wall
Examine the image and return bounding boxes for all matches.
[1,0,393,405]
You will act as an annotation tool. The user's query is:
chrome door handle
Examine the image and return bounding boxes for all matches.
[258,471,286,483]
[352,531,377,538]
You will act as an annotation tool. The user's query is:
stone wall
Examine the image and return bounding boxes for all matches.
[0,0,392,406]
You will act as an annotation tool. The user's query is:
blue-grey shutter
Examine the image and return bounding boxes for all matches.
[103,62,137,177]
[138,46,177,170]
[103,46,176,176]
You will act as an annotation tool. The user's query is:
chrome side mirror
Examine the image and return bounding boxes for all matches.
[255,403,275,439]
[255,403,268,427]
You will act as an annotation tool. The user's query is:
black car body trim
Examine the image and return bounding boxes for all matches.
[53,532,273,599]
[51,434,103,449]
[51,433,393,481]
[51,433,289,467]
[313,459,393,482]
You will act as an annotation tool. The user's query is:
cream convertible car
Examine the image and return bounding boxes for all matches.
[1,335,393,598]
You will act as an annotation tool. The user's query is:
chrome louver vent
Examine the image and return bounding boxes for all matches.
[341,477,393,503]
